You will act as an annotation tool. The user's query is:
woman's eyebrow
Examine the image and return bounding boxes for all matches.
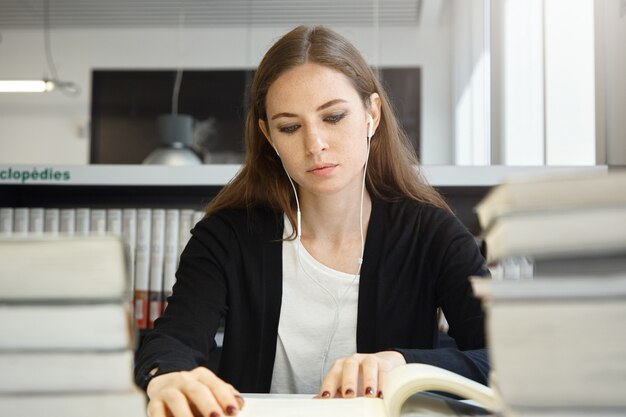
[270,99,348,121]
[317,98,347,111]
[271,111,297,121]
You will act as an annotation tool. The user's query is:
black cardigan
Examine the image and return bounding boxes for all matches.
[135,197,489,392]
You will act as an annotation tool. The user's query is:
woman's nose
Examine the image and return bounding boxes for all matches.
[303,124,328,155]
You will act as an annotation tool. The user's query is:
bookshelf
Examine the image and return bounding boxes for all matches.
[0,164,609,234]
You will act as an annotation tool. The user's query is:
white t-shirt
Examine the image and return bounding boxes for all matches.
[270,215,359,394]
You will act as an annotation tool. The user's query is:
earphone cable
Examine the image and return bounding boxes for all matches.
[276,126,372,385]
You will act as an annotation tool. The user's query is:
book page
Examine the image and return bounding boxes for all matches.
[238,396,385,417]
[383,364,499,417]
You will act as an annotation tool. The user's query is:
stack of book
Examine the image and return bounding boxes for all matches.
[472,171,626,416]
[0,235,147,417]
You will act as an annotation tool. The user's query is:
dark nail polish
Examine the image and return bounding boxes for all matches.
[377,391,383,398]
[235,395,245,408]
[365,387,375,396]
[321,391,331,398]
[344,388,355,397]
[226,405,237,416]
[210,412,220,417]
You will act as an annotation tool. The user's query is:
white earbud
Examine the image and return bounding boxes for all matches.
[367,115,374,139]
[273,145,280,157]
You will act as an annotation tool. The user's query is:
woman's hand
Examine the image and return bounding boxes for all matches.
[318,351,406,399]
[146,367,244,417]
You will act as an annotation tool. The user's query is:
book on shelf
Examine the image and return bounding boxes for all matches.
[28,207,44,235]
[122,208,138,305]
[106,208,122,235]
[471,276,626,414]
[13,207,28,236]
[148,208,166,328]
[44,208,60,234]
[163,208,180,308]
[59,208,76,235]
[178,208,195,258]
[75,207,90,235]
[0,235,129,300]
[238,364,499,417]
[0,303,134,350]
[134,208,152,329]
[90,208,107,235]
[474,171,626,231]
[0,207,12,235]
[0,389,148,417]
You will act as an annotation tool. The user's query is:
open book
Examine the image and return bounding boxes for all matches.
[239,364,499,417]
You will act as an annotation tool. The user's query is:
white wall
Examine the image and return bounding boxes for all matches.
[595,0,626,166]
[544,0,596,165]
[0,20,455,165]
[452,0,491,165]
[492,0,545,165]
[491,0,597,166]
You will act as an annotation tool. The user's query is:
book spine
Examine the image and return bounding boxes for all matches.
[163,209,180,311]
[28,208,44,236]
[134,208,152,330]
[178,209,195,260]
[122,209,137,315]
[13,208,29,236]
[106,209,123,236]
[44,208,60,235]
[148,209,166,328]
[59,208,76,235]
[75,208,90,236]
[0,208,13,236]
[90,209,107,235]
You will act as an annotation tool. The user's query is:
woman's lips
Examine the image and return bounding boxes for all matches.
[307,164,338,176]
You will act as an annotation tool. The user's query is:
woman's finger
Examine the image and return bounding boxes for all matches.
[207,380,244,415]
[340,354,361,398]
[360,355,379,397]
[160,388,196,417]
[377,367,386,398]
[179,378,223,417]
[146,399,167,417]
[192,368,243,415]
[319,359,344,398]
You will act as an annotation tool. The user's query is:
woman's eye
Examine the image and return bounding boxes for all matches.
[325,113,345,124]
[279,124,300,134]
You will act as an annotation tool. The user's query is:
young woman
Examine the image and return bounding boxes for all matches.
[135,25,488,417]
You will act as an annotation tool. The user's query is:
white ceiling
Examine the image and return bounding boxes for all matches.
[0,0,425,28]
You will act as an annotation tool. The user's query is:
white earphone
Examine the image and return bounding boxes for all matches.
[367,114,374,139]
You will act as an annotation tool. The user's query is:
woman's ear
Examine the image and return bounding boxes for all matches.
[368,93,382,133]
[259,118,272,141]
[259,118,280,156]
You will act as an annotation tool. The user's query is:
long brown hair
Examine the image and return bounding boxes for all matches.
[205,25,450,237]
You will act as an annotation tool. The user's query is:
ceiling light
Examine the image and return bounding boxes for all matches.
[0,80,56,93]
